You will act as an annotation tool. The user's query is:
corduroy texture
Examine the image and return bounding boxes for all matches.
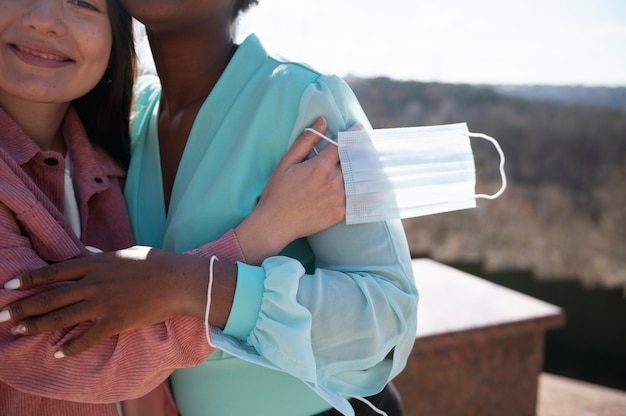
[0,107,245,415]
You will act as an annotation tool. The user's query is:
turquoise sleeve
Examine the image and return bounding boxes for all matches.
[222,262,266,340]
[197,67,416,399]
[241,75,417,396]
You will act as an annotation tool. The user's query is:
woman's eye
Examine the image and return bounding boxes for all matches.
[70,1,101,12]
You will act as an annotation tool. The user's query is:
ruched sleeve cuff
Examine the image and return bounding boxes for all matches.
[223,257,318,386]
[246,256,318,383]
[223,262,265,340]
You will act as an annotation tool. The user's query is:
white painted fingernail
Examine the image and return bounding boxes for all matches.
[4,279,21,290]
[54,350,65,359]
[0,310,11,323]
[11,323,26,335]
[85,246,103,254]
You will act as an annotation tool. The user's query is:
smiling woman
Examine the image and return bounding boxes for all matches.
[0,0,133,167]
[1,0,111,106]
[0,0,139,414]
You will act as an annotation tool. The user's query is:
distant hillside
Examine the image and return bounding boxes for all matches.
[346,77,626,196]
[345,77,626,292]
[489,85,626,112]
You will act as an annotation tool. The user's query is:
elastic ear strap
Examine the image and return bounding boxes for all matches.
[468,132,507,200]
[349,396,388,415]
[304,128,339,149]
[205,255,218,348]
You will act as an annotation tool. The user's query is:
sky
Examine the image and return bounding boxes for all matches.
[232,0,626,87]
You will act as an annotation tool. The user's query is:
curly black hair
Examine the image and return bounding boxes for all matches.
[233,0,258,20]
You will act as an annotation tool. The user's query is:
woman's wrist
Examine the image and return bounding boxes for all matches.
[206,260,238,329]
[234,209,289,265]
[174,256,237,329]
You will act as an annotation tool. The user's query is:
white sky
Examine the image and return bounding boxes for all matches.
[233,0,626,86]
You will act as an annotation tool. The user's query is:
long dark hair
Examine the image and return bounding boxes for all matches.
[72,0,135,168]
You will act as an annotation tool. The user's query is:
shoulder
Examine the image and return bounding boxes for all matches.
[243,34,342,92]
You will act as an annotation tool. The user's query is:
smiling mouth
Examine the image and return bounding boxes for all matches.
[10,43,73,63]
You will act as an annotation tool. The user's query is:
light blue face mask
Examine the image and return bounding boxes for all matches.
[306,122,507,225]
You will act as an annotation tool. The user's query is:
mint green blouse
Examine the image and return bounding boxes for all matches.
[125,34,418,416]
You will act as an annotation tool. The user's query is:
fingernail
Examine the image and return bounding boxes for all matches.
[11,323,27,335]
[85,246,103,254]
[0,310,11,323]
[4,279,21,290]
[54,350,65,359]
[314,117,324,127]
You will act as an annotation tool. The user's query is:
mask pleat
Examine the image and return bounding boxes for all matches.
[336,123,501,224]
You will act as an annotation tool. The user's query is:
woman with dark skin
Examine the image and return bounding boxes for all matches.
[3,1,417,415]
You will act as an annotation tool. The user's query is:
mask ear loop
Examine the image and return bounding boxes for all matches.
[468,132,507,200]
[304,128,339,155]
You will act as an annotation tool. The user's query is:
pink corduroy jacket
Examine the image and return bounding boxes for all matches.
[0,107,244,416]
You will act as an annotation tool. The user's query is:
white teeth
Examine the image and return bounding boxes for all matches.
[16,45,66,62]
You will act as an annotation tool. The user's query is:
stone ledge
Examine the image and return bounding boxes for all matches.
[411,258,565,342]
[537,373,626,416]
[394,259,565,415]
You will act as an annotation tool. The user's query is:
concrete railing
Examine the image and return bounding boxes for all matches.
[394,259,565,415]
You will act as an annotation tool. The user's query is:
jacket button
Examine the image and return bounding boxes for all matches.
[44,157,59,166]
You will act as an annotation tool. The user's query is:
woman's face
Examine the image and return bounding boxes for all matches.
[0,0,112,104]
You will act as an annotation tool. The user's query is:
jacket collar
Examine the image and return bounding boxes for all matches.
[0,106,126,182]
